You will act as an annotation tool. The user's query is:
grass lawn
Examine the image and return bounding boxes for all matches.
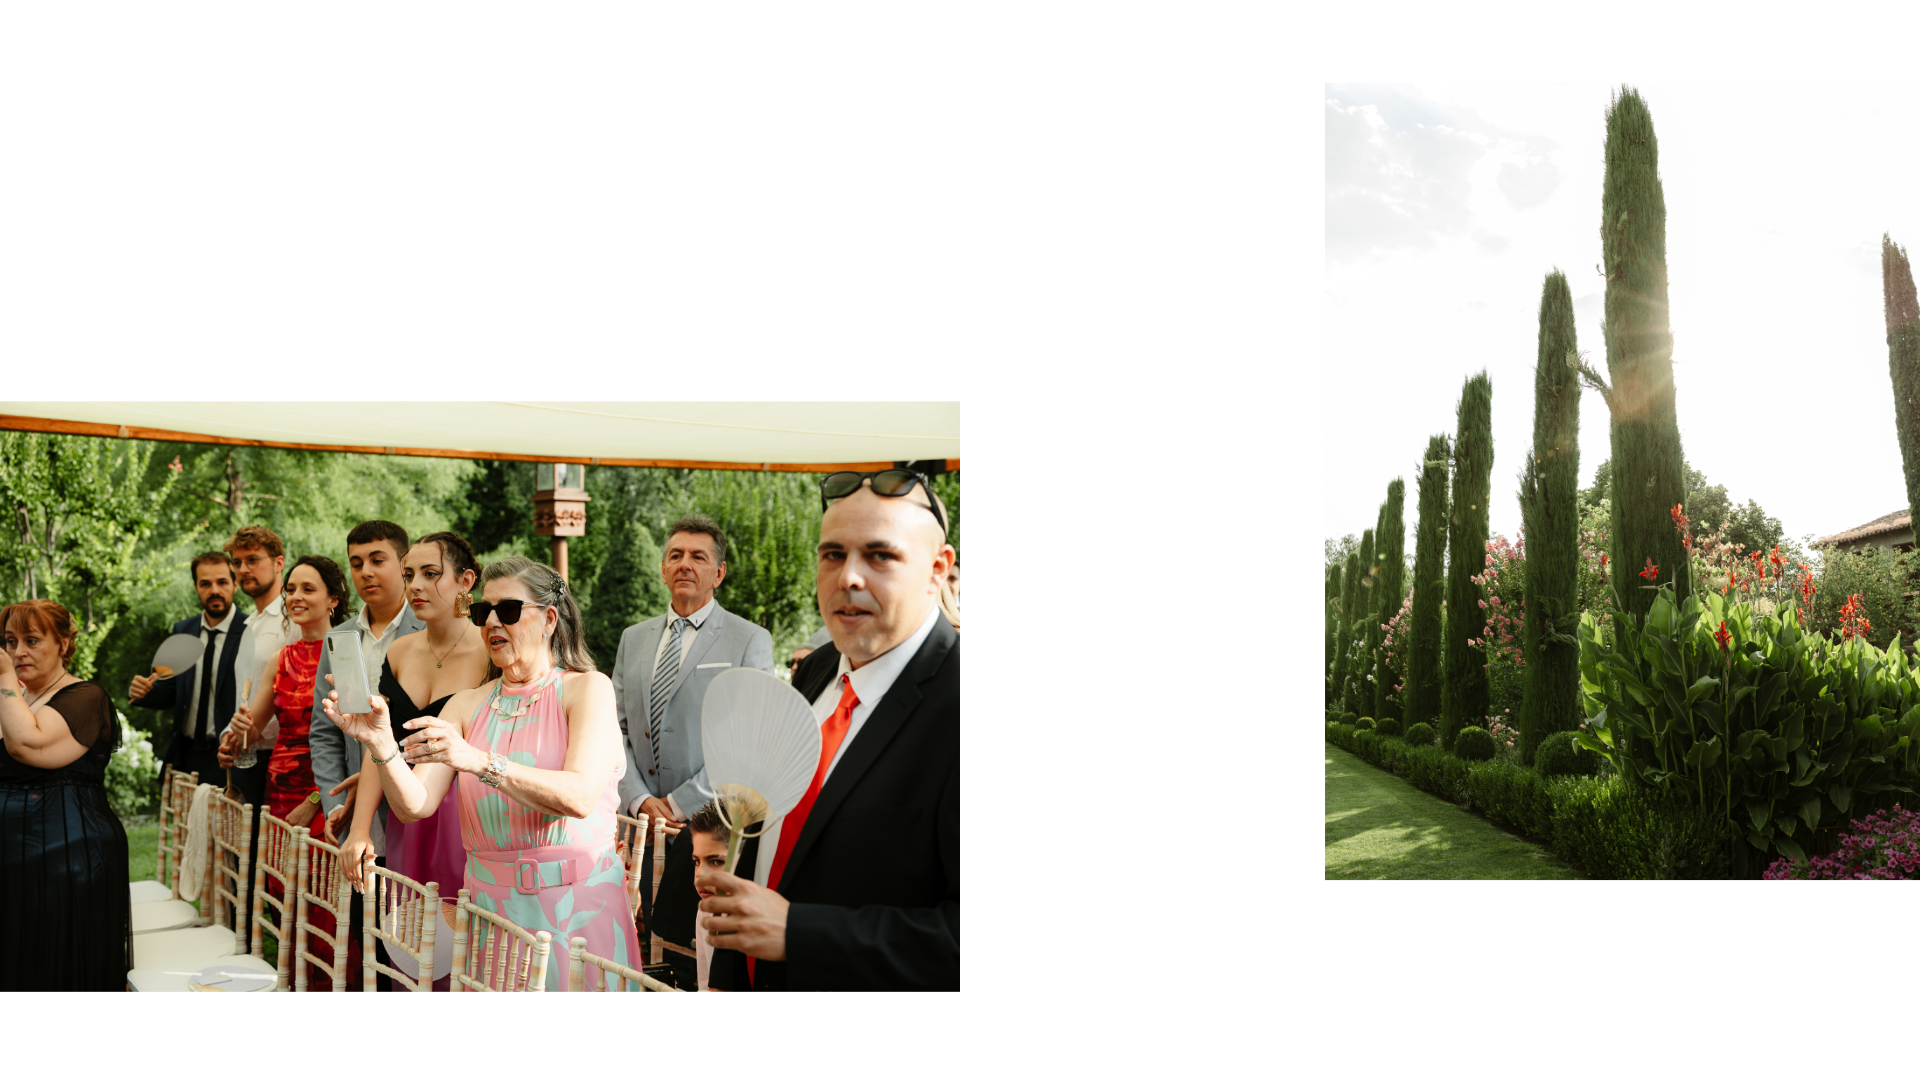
[1326,746,1582,880]
[126,819,159,883]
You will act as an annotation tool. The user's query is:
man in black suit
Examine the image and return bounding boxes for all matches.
[130,551,251,787]
[698,471,958,991]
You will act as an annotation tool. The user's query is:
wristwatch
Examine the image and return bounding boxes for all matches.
[307,791,321,805]
[479,752,508,788]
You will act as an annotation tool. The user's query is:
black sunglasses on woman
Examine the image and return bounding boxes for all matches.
[468,599,547,627]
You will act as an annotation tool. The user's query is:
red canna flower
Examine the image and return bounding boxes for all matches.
[1770,545,1784,570]
[1639,556,1660,581]
[1713,620,1731,651]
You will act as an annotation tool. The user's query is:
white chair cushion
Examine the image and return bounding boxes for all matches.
[132,924,244,970]
[131,899,200,934]
[129,880,175,905]
[128,953,279,993]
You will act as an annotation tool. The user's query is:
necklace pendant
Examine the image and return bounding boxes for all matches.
[436,660,443,669]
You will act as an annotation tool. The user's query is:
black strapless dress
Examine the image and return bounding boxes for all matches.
[0,680,134,990]
[376,658,465,894]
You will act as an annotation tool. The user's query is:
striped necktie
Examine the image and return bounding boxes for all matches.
[647,616,690,765]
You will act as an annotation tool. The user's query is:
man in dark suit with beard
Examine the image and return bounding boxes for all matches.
[698,471,958,991]
[131,552,250,786]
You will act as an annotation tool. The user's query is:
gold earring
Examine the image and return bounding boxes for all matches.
[455,593,471,619]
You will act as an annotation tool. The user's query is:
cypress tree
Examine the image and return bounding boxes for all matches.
[1372,478,1406,721]
[1442,372,1493,749]
[1602,87,1688,617]
[1883,234,1920,525]
[1518,270,1582,765]
[1344,528,1376,715]
[1404,434,1450,730]
[1331,547,1363,712]
[1325,561,1342,704]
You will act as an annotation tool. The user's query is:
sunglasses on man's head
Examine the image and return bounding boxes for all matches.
[818,469,948,536]
[468,599,547,627]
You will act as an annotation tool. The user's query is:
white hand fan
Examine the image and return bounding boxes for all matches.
[699,668,822,875]
[150,634,205,679]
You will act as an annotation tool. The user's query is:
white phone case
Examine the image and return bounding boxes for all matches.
[325,629,373,713]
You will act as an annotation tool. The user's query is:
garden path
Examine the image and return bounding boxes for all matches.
[1325,747,1582,879]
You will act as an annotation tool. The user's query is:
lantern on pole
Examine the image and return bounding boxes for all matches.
[532,462,590,582]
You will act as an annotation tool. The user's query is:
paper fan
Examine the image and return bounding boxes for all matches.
[699,668,822,873]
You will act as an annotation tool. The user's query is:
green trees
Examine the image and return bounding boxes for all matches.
[1325,561,1342,703]
[1601,87,1689,617]
[1372,478,1406,720]
[0,433,184,679]
[1332,546,1364,711]
[1343,529,1376,715]
[1518,271,1583,765]
[1883,233,1920,526]
[1403,435,1450,729]
[1442,372,1493,748]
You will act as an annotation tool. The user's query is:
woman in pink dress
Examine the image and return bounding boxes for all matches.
[322,555,639,990]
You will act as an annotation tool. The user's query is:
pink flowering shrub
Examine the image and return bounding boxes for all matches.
[1761,805,1920,880]
[1378,592,1413,707]
[1468,533,1527,717]
[1483,713,1523,766]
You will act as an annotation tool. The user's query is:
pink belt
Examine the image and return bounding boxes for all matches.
[469,845,606,896]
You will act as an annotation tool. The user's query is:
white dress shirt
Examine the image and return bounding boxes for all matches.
[748,603,943,889]
[355,601,409,686]
[184,606,239,740]
[227,593,288,750]
[634,596,718,819]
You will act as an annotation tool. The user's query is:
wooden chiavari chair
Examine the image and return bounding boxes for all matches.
[247,811,303,990]
[615,812,650,920]
[448,889,553,992]
[361,853,441,993]
[132,778,216,934]
[293,832,352,992]
[130,765,183,905]
[126,791,279,990]
[567,936,680,992]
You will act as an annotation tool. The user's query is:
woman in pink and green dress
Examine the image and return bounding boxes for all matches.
[322,556,639,990]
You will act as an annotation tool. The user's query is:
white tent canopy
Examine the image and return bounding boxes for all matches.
[0,402,959,471]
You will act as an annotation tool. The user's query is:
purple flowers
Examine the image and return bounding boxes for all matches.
[1762,805,1920,880]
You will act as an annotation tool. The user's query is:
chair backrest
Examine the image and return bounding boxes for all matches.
[294,832,352,992]
[614,812,650,919]
[208,790,256,954]
[647,817,686,965]
[449,889,552,992]
[251,812,301,991]
[155,764,177,890]
[362,854,440,993]
[567,936,681,992]
[161,768,199,898]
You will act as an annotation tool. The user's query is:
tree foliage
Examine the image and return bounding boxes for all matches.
[1403,434,1450,728]
[1601,86,1689,618]
[1442,372,1493,748]
[1883,233,1920,529]
[1519,270,1582,765]
[0,434,184,679]
[1343,530,1376,715]
[1332,547,1364,710]
[1372,478,1406,721]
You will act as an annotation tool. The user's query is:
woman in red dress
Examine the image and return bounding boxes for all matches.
[227,555,351,986]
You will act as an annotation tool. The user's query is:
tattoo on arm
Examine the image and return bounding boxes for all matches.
[0,689,17,698]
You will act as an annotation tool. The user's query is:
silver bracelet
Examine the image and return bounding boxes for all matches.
[370,744,401,766]
[479,752,508,788]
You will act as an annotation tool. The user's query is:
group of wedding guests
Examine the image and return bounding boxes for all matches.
[0,467,960,993]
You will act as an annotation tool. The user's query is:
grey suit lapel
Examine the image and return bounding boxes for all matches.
[669,606,728,702]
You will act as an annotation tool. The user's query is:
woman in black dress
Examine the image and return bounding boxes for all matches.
[0,599,134,991]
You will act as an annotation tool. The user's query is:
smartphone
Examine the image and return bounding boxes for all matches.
[325,629,373,714]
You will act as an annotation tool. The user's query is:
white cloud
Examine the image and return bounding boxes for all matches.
[1325,97,1486,259]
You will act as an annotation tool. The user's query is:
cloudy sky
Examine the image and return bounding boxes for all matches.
[1324,83,1920,555]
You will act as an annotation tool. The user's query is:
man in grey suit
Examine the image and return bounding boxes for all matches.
[309,521,424,850]
[612,513,775,984]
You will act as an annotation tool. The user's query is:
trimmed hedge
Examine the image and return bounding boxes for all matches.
[1326,721,1731,878]
[1534,730,1598,778]
[1355,717,1376,731]
[1374,718,1402,738]
[1453,726,1495,761]
[1403,722,1435,747]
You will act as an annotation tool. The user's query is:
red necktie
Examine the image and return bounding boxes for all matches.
[749,674,858,986]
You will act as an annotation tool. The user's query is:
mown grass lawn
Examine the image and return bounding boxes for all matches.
[1326,746,1582,879]
[126,819,158,883]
